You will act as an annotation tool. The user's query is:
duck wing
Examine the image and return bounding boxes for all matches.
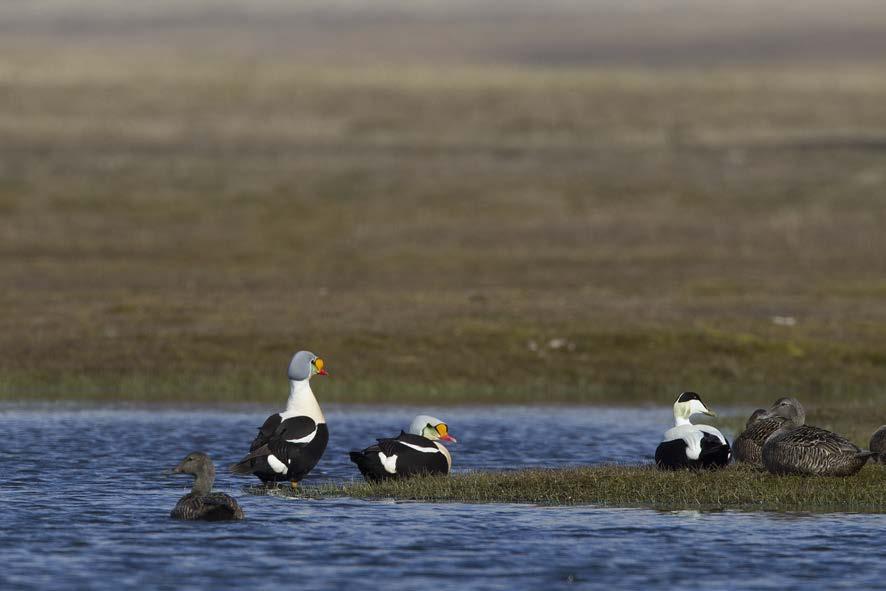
[250,414,282,452]
[231,416,318,474]
[375,432,439,455]
[740,417,786,445]
[776,425,860,453]
[201,493,245,521]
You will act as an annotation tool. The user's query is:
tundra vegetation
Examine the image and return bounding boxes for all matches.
[1,3,885,446]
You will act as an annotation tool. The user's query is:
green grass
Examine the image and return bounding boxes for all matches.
[5,10,886,408]
[277,465,886,513]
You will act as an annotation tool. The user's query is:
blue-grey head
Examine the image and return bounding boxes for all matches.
[287,350,328,381]
[408,415,457,443]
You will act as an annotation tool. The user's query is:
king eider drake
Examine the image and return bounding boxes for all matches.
[733,397,806,468]
[170,452,244,521]
[349,415,456,482]
[762,419,876,477]
[230,351,329,489]
[655,392,731,470]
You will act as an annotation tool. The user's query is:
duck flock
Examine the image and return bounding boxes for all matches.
[169,350,886,521]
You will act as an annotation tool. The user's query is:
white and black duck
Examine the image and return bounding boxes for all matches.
[170,452,244,521]
[230,350,329,488]
[870,425,886,463]
[349,415,456,482]
[732,397,806,468]
[762,418,876,476]
[655,392,731,470]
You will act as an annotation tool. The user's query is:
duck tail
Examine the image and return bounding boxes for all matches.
[229,460,254,475]
[855,450,877,463]
[229,445,270,475]
[349,451,365,465]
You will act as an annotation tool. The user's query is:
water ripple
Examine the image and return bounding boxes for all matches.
[1,404,884,590]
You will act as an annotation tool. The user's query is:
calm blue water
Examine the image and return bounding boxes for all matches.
[1,404,884,590]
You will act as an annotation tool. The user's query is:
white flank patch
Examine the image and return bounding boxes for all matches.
[286,429,317,444]
[397,441,440,454]
[268,454,288,474]
[378,452,399,474]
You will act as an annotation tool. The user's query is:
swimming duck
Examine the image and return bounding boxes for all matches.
[762,420,875,477]
[870,425,886,463]
[733,397,806,468]
[349,415,456,482]
[171,452,244,521]
[230,351,329,488]
[655,392,731,470]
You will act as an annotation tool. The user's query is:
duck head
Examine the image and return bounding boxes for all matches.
[172,451,216,495]
[288,350,328,381]
[746,408,769,428]
[408,415,457,443]
[673,391,716,421]
[762,396,805,425]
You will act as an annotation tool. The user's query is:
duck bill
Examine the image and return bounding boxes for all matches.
[703,408,717,417]
[318,369,328,376]
[440,434,457,443]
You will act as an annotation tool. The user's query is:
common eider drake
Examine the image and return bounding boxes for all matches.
[171,452,244,521]
[655,392,731,470]
[870,425,886,463]
[733,397,806,468]
[230,350,329,488]
[349,415,456,482]
[763,420,875,476]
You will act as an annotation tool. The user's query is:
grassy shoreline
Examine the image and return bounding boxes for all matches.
[274,465,886,513]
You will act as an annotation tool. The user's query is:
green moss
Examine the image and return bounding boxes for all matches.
[284,465,886,512]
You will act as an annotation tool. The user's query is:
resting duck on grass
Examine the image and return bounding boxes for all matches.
[870,426,886,463]
[171,452,244,521]
[349,415,456,482]
[230,351,329,489]
[655,392,731,470]
[762,420,875,477]
[733,397,806,468]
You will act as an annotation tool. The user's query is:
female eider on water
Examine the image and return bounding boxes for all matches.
[230,350,329,489]
[655,392,731,470]
[349,415,456,482]
[170,452,244,521]
[733,397,806,468]
[870,425,886,463]
[762,420,875,477]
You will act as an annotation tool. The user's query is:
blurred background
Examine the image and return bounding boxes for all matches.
[3,0,886,407]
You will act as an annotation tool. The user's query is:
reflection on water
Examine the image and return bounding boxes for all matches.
[1,404,884,590]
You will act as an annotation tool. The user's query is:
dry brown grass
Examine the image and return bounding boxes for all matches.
[2,5,886,414]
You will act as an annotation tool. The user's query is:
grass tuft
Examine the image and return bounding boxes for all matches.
[278,464,886,512]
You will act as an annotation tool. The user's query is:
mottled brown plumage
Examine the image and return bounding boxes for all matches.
[762,425,874,477]
[170,452,244,521]
[733,397,805,468]
[870,425,886,463]
[733,417,790,466]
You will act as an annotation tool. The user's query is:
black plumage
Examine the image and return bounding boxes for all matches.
[231,415,329,485]
[350,431,450,482]
[655,433,731,470]
[170,452,244,521]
